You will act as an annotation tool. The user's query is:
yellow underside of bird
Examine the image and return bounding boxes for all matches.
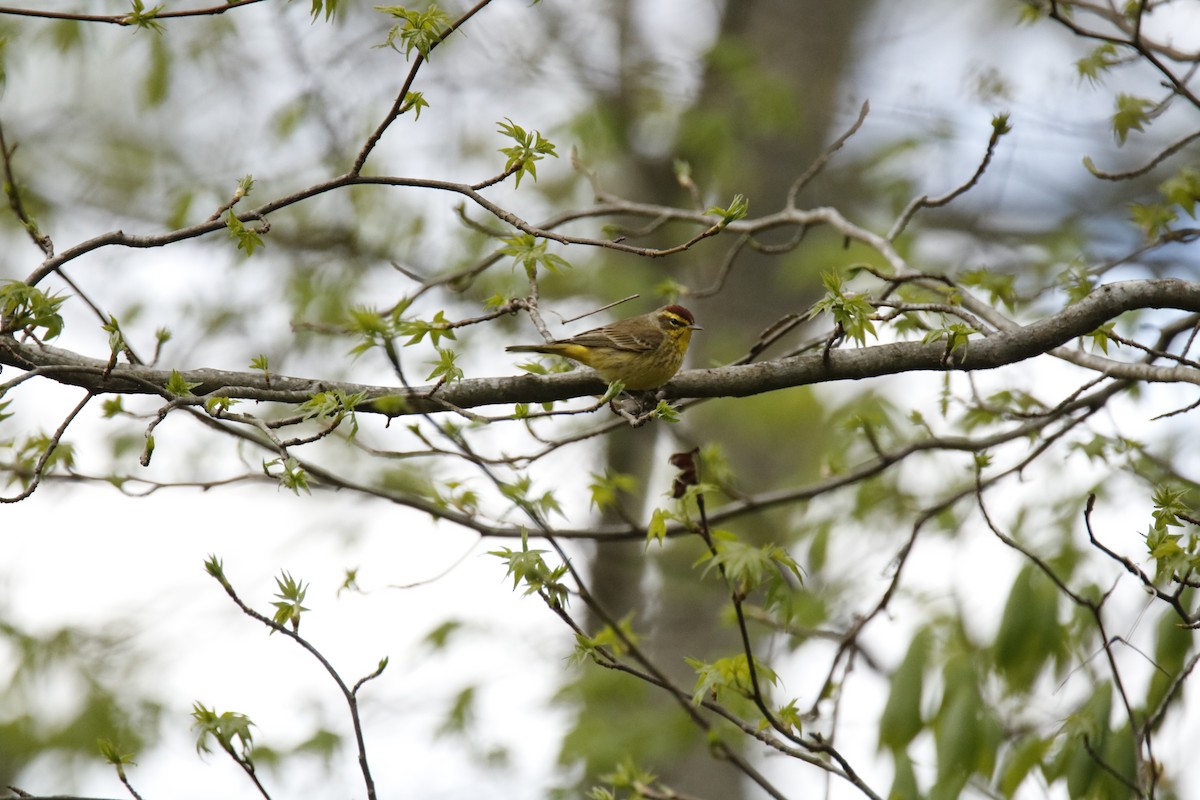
[506,335,692,391]
[507,304,700,391]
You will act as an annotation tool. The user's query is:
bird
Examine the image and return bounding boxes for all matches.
[506,305,701,390]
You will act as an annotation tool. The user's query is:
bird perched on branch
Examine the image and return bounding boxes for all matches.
[506,305,701,390]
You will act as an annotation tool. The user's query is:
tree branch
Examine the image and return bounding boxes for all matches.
[0,0,266,25]
[6,279,1200,416]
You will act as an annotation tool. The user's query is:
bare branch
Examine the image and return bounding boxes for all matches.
[0,0,267,25]
[786,100,871,208]
[888,115,1009,241]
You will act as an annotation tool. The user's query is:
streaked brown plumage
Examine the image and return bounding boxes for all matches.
[506,305,700,390]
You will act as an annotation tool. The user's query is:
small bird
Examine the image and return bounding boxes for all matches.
[507,305,701,390]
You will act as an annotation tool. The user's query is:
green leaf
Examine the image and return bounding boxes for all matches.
[203,554,228,585]
[959,269,1017,311]
[294,727,343,763]
[673,158,692,183]
[310,0,339,21]
[141,33,169,107]
[1087,322,1116,354]
[426,346,463,383]
[338,567,361,596]
[1129,200,1177,240]
[397,309,458,346]
[270,570,310,630]
[694,531,803,590]
[1112,93,1154,144]
[933,668,984,794]
[234,175,255,202]
[598,380,626,404]
[1016,1,1044,23]
[165,369,201,397]
[589,469,636,510]
[573,613,639,664]
[204,396,236,414]
[889,750,920,800]
[225,212,265,255]
[646,507,670,545]
[1151,485,1189,531]
[496,117,558,188]
[1159,166,1200,218]
[686,653,778,705]
[370,394,409,416]
[998,734,1051,797]
[0,280,67,340]
[375,4,451,59]
[704,193,749,227]
[497,475,563,519]
[651,400,681,423]
[191,702,255,760]
[497,233,571,278]
[263,456,312,496]
[96,397,122,418]
[2,433,66,488]
[98,738,136,767]
[1095,724,1136,799]
[774,698,802,734]
[1146,601,1193,716]
[422,620,463,650]
[101,315,126,355]
[921,322,977,360]
[298,388,360,438]
[400,90,429,120]
[993,566,1062,691]
[1075,43,1119,85]
[879,627,930,751]
[122,0,165,33]
[488,530,569,606]
[1057,682,1113,797]
[1058,264,1096,305]
[435,685,476,737]
[807,271,877,346]
[49,20,83,53]
[346,305,392,355]
[596,758,657,793]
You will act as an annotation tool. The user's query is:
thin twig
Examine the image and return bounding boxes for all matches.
[209,569,380,800]
[0,119,53,256]
[1084,129,1200,181]
[888,116,1009,241]
[0,390,94,503]
[0,0,266,25]
[786,100,870,208]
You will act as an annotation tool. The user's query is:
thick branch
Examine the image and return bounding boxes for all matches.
[4,279,1200,414]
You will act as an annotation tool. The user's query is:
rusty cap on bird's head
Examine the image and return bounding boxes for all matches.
[661,304,700,328]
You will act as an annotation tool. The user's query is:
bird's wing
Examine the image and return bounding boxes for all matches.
[563,325,657,352]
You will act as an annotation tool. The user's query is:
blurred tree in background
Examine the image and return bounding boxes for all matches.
[2,2,1200,799]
